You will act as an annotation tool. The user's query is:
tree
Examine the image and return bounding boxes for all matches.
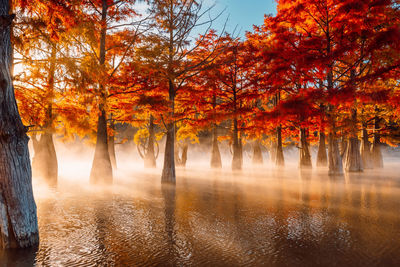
[144,0,223,183]
[0,0,39,248]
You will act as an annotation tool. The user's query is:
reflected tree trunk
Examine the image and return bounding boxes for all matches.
[299,128,312,168]
[344,108,363,172]
[161,184,176,263]
[0,1,39,248]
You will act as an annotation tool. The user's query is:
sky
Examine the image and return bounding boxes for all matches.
[212,0,277,37]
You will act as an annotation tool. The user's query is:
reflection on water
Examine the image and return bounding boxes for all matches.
[2,166,400,266]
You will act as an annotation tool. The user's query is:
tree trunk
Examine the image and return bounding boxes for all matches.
[0,2,39,248]
[32,132,58,183]
[316,131,327,167]
[108,117,117,169]
[339,135,347,159]
[90,1,113,184]
[299,128,312,168]
[161,123,176,184]
[90,106,113,184]
[270,141,276,163]
[360,126,373,169]
[32,45,58,183]
[231,118,242,170]
[275,125,284,166]
[371,112,383,168]
[328,132,343,175]
[108,133,116,169]
[144,115,156,168]
[175,140,188,167]
[252,140,263,165]
[210,126,222,168]
[344,109,363,172]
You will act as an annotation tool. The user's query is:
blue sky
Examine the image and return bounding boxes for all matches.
[212,0,277,36]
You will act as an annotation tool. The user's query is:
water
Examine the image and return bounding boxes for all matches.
[1,165,400,266]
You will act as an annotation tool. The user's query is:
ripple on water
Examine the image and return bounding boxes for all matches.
[2,167,400,266]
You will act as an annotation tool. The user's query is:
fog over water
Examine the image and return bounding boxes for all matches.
[1,141,400,266]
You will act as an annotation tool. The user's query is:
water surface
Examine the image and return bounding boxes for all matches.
[1,165,400,266]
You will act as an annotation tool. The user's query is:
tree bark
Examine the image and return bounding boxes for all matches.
[299,128,312,168]
[32,132,58,183]
[175,141,188,167]
[316,131,327,167]
[328,132,343,175]
[360,125,373,169]
[144,115,156,168]
[161,122,176,184]
[90,0,113,183]
[371,111,383,168]
[275,125,284,166]
[108,116,117,169]
[90,105,113,184]
[339,135,347,159]
[210,125,222,168]
[231,118,242,170]
[32,45,58,183]
[252,140,263,165]
[344,109,363,172]
[0,2,39,248]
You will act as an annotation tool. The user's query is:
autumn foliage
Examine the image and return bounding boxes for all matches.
[12,0,400,181]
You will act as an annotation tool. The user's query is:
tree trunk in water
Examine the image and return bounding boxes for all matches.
[371,113,383,168]
[339,136,347,160]
[360,126,373,169]
[144,115,156,168]
[161,123,176,184]
[32,45,58,183]
[108,117,117,169]
[90,106,113,184]
[328,132,343,175]
[344,109,363,172]
[0,3,39,248]
[175,141,188,167]
[316,131,327,167]
[299,128,312,168]
[270,142,276,163]
[210,126,222,168]
[108,133,116,169]
[180,143,188,167]
[32,132,58,183]
[231,118,242,170]
[252,140,263,165]
[275,126,284,166]
[90,1,112,184]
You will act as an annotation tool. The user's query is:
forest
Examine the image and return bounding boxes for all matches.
[0,0,400,256]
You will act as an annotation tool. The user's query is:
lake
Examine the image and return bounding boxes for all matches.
[1,163,400,266]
